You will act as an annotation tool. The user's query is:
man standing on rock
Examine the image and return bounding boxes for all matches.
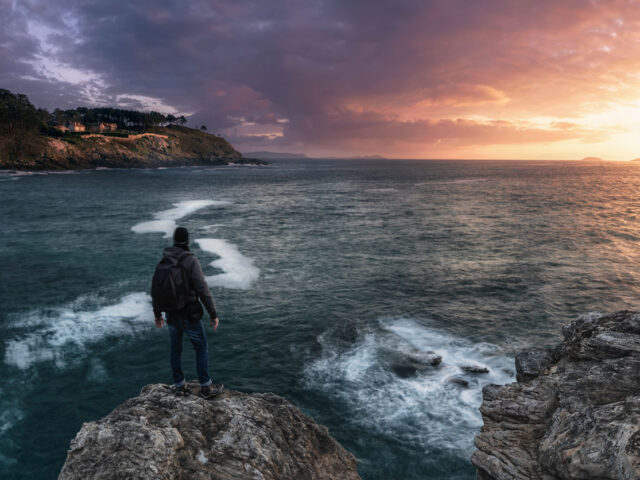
[151,226,223,399]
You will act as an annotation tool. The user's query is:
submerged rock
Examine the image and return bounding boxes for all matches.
[407,351,443,367]
[460,365,490,374]
[448,377,470,388]
[472,311,640,479]
[389,350,442,378]
[58,383,360,480]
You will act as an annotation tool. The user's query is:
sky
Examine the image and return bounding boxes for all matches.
[2,0,640,159]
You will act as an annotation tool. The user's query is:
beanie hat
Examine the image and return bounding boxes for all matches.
[173,227,189,246]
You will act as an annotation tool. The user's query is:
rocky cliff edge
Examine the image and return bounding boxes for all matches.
[2,126,266,170]
[472,311,640,479]
[58,384,360,480]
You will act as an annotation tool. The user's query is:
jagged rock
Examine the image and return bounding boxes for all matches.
[389,350,442,378]
[58,384,360,480]
[515,347,560,382]
[472,311,640,479]
[449,377,470,388]
[407,351,443,367]
[460,365,490,374]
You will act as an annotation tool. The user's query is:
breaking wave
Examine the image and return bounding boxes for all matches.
[4,292,150,370]
[304,318,514,456]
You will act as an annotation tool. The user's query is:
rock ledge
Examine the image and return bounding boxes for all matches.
[472,311,640,479]
[58,384,360,480]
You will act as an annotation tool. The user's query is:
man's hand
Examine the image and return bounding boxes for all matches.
[211,316,219,331]
[155,315,164,328]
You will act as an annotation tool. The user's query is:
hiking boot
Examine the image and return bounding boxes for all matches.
[199,383,224,399]
[171,384,191,397]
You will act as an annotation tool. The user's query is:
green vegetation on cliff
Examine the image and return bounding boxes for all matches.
[0,89,263,170]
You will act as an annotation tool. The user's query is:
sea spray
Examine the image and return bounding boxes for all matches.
[4,292,151,370]
[304,318,514,456]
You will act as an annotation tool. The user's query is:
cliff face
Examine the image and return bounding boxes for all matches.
[58,384,360,480]
[472,311,640,479]
[2,126,265,170]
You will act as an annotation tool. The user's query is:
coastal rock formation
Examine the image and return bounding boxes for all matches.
[58,384,360,480]
[472,311,640,479]
[2,126,265,170]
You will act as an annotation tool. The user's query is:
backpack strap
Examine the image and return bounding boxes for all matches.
[175,251,195,299]
[176,250,192,265]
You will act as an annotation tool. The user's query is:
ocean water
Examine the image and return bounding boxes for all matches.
[2,159,640,479]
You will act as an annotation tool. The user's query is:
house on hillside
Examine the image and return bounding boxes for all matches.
[99,122,117,132]
[69,122,85,132]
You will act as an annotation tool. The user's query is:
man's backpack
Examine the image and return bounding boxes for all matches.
[151,251,192,313]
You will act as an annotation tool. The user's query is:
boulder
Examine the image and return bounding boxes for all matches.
[58,384,360,480]
[460,365,490,374]
[472,311,640,479]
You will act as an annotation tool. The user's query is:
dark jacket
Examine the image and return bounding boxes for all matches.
[152,245,217,321]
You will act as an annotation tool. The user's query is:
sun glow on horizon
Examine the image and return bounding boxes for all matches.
[6,1,640,159]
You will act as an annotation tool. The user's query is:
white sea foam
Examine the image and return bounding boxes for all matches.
[4,292,151,370]
[131,200,230,237]
[0,389,22,437]
[195,238,259,289]
[304,318,514,456]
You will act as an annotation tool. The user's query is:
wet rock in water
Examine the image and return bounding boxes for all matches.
[449,377,470,388]
[472,310,640,480]
[58,383,360,480]
[391,363,419,378]
[460,365,490,374]
[407,351,443,367]
[389,350,442,378]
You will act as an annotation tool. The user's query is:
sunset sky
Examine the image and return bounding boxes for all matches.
[3,0,640,159]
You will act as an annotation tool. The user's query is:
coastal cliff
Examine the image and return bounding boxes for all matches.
[472,311,640,479]
[58,384,360,480]
[1,126,265,170]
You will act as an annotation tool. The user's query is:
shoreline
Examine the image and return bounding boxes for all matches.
[0,160,268,175]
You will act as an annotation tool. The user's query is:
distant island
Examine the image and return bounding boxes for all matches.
[0,89,265,170]
[344,154,387,160]
[243,151,388,160]
[581,156,605,162]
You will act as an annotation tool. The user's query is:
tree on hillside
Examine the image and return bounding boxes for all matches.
[0,89,43,137]
[201,125,207,131]
[0,89,51,159]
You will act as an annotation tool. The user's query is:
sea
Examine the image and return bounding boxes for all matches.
[2,158,640,480]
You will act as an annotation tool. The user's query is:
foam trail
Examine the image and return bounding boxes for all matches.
[304,318,514,456]
[132,200,229,237]
[195,238,259,289]
[4,292,151,370]
[0,389,22,436]
[0,388,22,466]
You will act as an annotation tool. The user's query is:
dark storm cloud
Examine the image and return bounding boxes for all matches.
[2,0,639,156]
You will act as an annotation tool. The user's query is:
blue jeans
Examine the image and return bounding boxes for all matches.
[167,311,212,387]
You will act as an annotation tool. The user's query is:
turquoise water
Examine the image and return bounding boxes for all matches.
[3,159,640,479]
